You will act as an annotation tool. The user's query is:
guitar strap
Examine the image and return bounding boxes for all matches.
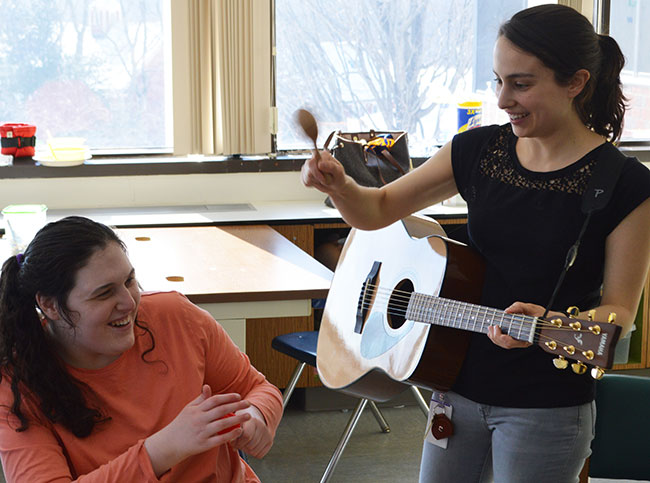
[542,143,630,318]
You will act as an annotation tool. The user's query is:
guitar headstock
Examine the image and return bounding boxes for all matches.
[537,309,622,379]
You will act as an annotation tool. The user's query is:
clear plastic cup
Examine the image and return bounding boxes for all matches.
[1,204,48,255]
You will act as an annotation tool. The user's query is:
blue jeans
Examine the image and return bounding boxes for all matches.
[418,391,595,483]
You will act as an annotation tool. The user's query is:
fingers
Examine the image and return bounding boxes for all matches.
[487,325,531,349]
[301,150,340,189]
[200,395,251,419]
[504,301,544,317]
[229,419,273,458]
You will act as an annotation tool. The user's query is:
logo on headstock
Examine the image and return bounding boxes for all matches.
[573,333,583,346]
[597,333,608,356]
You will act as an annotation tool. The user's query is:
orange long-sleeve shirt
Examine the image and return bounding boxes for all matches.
[0,291,283,482]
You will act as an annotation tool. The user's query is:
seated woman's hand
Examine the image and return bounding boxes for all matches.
[229,405,274,458]
[144,385,252,476]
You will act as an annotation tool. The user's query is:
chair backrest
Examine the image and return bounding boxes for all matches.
[589,374,650,479]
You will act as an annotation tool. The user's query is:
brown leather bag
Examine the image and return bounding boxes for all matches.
[323,130,411,207]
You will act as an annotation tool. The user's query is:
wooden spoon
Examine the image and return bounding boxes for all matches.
[295,109,321,161]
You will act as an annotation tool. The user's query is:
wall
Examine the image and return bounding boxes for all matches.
[0,171,323,210]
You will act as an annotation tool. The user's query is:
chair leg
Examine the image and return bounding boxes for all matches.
[410,385,430,418]
[367,400,391,433]
[281,362,306,409]
[320,398,370,483]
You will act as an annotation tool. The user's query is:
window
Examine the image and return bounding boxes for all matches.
[274,0,559,156]
[1,0,646,166]
[0,0,172,153]
[608,0,650,141]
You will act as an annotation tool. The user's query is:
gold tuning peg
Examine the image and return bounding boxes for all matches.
[591,367,605,380]
[581,350,594,361]
[587,309,596,321]
[545,340,557,350]
[566,306,580,318]
[607,313,617,324]
[553,356,569,370]
[589,325,601,335]
[571,362,587,375]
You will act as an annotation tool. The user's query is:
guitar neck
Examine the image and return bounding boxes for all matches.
[407,293,538,344]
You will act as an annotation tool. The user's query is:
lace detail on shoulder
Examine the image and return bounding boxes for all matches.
[479,125,596,195]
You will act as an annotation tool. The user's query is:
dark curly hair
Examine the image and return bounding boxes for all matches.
[499,4,627,142]
[0,216,155,437]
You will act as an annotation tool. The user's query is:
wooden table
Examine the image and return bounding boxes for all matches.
[115,225,333,351]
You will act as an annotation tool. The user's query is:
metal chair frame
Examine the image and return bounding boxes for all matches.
[273,331,428,483]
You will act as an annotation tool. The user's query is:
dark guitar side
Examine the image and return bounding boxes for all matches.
[408,237,485,392]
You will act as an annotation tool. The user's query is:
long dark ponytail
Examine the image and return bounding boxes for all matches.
[499,4,627,142]
[0,216,153,437]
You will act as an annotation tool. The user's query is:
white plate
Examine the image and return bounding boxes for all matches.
[33,153,92,167]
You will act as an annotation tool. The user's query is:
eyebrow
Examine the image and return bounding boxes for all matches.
[89,268,136,297]
[493,71,536,80]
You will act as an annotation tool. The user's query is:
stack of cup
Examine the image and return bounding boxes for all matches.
[1,204,48,255]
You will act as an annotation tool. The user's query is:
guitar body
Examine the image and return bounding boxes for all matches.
[317,218,485,401]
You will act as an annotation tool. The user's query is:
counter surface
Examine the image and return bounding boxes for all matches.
[45,200,468,228]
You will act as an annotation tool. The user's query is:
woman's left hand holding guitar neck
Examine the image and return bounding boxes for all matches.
[489,302,555,349]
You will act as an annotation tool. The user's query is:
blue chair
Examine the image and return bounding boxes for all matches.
[272,330,428,483]
[580,373,650,482]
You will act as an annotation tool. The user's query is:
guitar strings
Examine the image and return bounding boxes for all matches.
[361,282,591,328]
[355,288,599,356]
[358,283,603,342]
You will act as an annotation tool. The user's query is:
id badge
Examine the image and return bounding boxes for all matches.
[424,392,454,449]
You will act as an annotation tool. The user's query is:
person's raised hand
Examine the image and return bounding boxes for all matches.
[300,150,346,195]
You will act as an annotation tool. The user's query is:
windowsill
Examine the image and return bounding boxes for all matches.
[0,154,311,179]
[0,141,647,180]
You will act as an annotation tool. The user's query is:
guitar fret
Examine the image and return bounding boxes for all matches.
[440,299,447,326]
[406,293,537,344]
[453,300,462,329]
[421,294,428,321]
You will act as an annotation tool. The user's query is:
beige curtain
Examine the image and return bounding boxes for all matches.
[171,0,272,156]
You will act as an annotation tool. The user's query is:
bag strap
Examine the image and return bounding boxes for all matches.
[542,143,628,318]
[324,130,338,151]
[374,149,406,175]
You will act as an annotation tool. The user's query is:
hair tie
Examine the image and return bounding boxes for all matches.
[16,253,25,266]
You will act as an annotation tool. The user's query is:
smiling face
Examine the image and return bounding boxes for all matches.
[38,241,141,370]
[492,36,584,140]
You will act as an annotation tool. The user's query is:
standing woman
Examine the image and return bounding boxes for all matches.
[301,5,650,483]
[0,216,283,482]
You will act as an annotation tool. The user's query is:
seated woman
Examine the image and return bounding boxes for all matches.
[0,216,283,482]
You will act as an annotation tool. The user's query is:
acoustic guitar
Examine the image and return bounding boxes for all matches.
[316,217,622,401]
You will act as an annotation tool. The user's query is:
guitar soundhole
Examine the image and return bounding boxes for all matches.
[387,279,414,330]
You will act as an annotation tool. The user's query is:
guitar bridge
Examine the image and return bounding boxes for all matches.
[356,261,381,334]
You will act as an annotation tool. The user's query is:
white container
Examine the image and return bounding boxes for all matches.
[2,204,48,255]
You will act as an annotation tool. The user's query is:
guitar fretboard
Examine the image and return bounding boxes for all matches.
[406,293,537,343]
